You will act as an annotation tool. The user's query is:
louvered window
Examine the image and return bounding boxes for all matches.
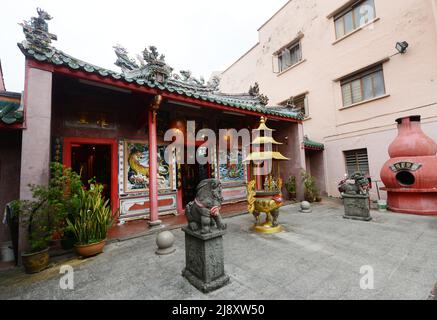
[344,148,369,176]
[341,65,385,106]
[334,0,376,39]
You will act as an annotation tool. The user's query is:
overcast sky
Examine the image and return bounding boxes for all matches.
[0,0,286,92]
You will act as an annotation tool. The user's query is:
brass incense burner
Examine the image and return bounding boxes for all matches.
[245,117,289,234]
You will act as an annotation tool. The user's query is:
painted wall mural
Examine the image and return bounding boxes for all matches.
[219,150,245,183]
[124,141,173,193]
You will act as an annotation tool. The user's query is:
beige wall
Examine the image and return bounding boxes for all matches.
[220,0,437,198]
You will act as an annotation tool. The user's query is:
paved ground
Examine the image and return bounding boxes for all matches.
[1,199,437,300]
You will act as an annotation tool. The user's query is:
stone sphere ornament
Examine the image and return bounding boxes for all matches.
[155,231,176,255]
[299,201,312,213]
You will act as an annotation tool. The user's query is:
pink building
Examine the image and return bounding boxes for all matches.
[220,0,437,200]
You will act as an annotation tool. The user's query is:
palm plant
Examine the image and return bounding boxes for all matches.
[66,183,116,245]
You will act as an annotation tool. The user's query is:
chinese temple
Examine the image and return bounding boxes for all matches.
[4,9,312,254]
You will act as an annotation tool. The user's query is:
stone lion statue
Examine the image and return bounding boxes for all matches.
[185,179,227,234]
[338,172,370,195]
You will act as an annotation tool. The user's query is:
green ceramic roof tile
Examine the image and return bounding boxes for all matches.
[0,95,23,125]
[303,136,325,150]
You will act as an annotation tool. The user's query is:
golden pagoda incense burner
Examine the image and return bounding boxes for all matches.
[245,117,289,234]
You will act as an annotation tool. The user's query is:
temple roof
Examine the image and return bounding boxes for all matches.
[17,9,303,122]
[0,91,23,126]
[303,135,325,151]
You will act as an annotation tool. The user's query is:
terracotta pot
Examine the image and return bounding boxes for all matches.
[21,248,50,274]
[74,239,106,258]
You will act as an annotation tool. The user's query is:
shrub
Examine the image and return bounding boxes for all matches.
[285,176,297,199]
[301,170,320,203]
[12,162,84,253]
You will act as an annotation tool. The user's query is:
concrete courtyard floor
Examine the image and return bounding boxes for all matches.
[1,198,436,300]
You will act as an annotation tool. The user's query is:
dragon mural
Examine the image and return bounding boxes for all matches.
[125,143,171,192]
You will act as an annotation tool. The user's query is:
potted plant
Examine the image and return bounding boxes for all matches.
[301,170,320,203]
[33,162,83,250]
[13,163,84,273]
[67,183,117,258]
[51,163,83,250]
[285,176,297,200]
[16,196,57,274]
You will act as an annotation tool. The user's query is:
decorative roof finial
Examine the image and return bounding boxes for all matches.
[113,45,173,83]
[19,8,57,55]
[113,44,139,72]
[249,82,269,106]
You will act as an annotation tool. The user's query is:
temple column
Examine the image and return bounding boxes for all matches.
[296,123,307,201]
[18,65,53,259]
[148,95,162,227]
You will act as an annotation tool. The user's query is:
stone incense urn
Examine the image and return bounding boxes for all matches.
[380,115,437,215]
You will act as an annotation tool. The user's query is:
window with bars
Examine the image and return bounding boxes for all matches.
[278,42,302,72]
[334,0,376,39]
[344,148,369,176]
[341,65,385,107]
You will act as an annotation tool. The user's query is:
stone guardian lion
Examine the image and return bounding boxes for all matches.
[185,179,227,234]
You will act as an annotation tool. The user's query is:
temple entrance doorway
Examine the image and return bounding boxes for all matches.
[71,144,111,200]
[63,137,119,211]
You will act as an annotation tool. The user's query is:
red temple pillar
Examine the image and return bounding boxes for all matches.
[148,96,162,227]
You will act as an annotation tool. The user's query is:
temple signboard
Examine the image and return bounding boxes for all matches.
[389,161,422,173]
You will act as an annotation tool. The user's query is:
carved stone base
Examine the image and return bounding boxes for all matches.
[182,227,230,293]
[342,194,372,221]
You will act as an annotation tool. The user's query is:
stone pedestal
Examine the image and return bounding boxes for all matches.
[182,227,230,293]
[343,194,372,221]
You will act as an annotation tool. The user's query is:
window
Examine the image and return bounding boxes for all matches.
[341,65,385,106]
[280,93,309,118]
[344,148,369,176]
[334,0,375,39]
[278,42,302,72]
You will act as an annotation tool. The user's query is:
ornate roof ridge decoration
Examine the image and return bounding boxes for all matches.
[19,8,57,57]
[114,44,173,83]
[248,82,269,106]
[17,9,302,122]
[303,135,325,151]
[113,44,223,93]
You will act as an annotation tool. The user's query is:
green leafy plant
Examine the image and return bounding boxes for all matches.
[12,162,84,253]
[12,199,53,253]
[66,183,117,245]
[285,176,297,199]
[301,170,320,203]
[31,162,84,237]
